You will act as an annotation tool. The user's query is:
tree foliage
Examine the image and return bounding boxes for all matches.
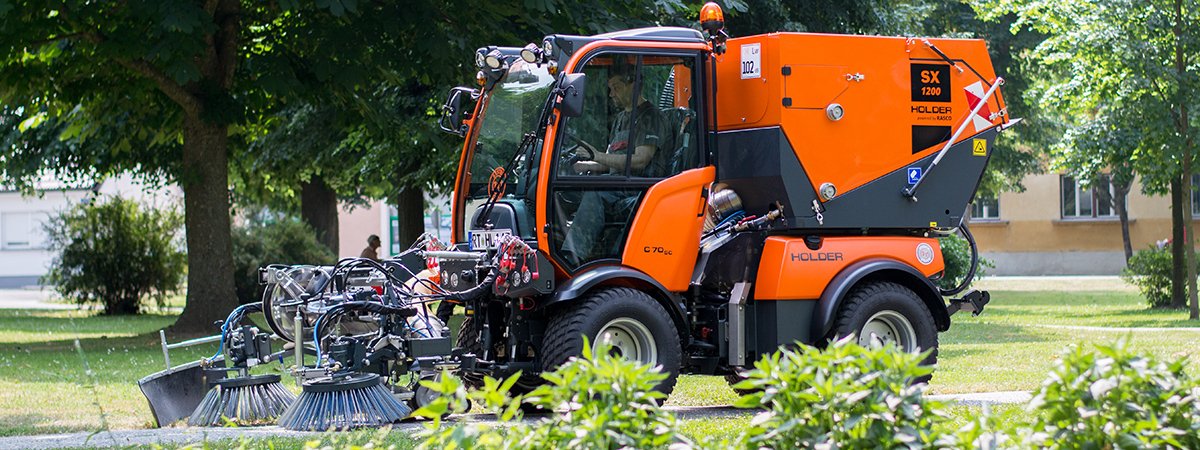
[231,216,335,304]
[976,0,1200,317]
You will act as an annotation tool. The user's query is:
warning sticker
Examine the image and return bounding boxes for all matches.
[740,43,761,79]
[973,138,987,156]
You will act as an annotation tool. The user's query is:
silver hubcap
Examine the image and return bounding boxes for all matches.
[859,310,918,352]
[596,318,657,365]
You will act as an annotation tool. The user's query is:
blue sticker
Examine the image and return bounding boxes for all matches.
[907,167,923,185]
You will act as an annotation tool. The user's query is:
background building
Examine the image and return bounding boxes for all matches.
[971,173,1174,275]
[0,176,179,288]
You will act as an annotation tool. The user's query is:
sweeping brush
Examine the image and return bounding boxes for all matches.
[188,374,297,426]
[277,373,411,431]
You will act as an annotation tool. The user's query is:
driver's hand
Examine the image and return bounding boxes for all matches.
[573,160,605,173]
[569,146,592,161]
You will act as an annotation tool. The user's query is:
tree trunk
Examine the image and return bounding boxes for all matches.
[301,175,339,255]
[395,187,426,252]
[1113,180,1133,263]
[1186,158,1198,320]
[1172,176,1186,308]
[173,116,238,333]
[1174,0,1198,320]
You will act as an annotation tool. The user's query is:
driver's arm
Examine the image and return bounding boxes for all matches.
[591,144,655,171]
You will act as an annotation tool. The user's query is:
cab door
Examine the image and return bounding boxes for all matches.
[547,49,709,287]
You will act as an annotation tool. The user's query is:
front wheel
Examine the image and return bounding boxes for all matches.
[541,287,682,395]
[829,280,938,383]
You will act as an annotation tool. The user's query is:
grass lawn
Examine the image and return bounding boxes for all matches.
[1,288,1197,444]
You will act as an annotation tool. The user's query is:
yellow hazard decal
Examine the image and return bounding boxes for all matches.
[972,138,987,156]
[929,221,938,228]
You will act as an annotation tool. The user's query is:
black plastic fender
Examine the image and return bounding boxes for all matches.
[545,265,691,346]
[811,259,950,343]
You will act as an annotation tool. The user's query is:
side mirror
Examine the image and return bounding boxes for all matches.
[558,73,586,117]
[438,87,477,137]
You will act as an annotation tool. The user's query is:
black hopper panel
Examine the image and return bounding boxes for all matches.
[715,127,818,225]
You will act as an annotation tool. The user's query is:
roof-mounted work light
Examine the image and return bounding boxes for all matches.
[484,49,505,69]
[520,43,544,64]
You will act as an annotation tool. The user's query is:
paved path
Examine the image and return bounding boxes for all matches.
[0,393,1031,450]
[0,288,74,310]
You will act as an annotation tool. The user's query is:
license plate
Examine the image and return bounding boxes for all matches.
[468,229,512,251]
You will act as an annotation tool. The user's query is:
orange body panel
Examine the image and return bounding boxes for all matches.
[754,236,944,300]
[714,33,1004,198]
[621,166,716,291]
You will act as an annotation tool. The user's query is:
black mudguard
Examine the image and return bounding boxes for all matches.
[545,265,691,346]
[811,259,949,342]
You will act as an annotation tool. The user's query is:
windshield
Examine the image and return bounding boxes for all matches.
[459,60,555,240]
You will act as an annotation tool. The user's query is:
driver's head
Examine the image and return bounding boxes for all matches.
[607,65,635,111]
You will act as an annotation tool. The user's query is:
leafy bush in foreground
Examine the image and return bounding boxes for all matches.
[1021,341,1200,449]
[732,336,948,449]
[411,337,1200,450]
[414,337,692,450]
[43,197,185,314]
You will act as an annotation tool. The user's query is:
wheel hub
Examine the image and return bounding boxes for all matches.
[597,318,657,365]
[859,310,918,352]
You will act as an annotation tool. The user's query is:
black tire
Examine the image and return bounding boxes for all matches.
[456,316,542,393]
[542,287,682,396]
[455,317,486,389]
[723,370,757,397]
[828,280,938,383]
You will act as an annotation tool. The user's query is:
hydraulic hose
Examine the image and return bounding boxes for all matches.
[939,223,978,297]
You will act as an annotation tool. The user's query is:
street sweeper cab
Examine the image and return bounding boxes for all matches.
[436,2,1006,393]
[138,3,1008,430]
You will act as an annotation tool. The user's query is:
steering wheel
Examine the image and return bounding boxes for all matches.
[561,132,599,174]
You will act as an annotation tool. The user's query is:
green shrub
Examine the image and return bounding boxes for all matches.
[731,336,949,449]
[1020,341,1200,449]
[938,232,992,291]
[43,197,185,314]
[414,338,692,450]
[231,218,335,304]
[1121,245,1176,308]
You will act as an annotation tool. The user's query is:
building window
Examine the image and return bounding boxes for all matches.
[971,195,1000,220]
[1,212,49,250]
[1192,174,1200,216]
[1061,175,1118,219]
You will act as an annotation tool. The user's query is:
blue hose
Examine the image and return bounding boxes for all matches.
[715,211,746,229]
[210,303,253,360]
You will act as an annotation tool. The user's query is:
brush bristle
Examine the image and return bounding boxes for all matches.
[188,375,297,426]
[277,374,412,431]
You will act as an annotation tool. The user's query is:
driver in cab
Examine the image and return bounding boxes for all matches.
[570,67,663,176]
[561,64,664,265]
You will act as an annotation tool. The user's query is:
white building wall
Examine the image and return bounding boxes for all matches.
[0,175,181,287]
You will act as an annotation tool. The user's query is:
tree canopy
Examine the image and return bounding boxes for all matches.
[976,0,1200,316]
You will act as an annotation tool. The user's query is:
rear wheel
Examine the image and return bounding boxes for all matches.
[829,280,938,383]
[542,287,682,395]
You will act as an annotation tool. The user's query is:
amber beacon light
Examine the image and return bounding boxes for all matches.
[699,2,724,33]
